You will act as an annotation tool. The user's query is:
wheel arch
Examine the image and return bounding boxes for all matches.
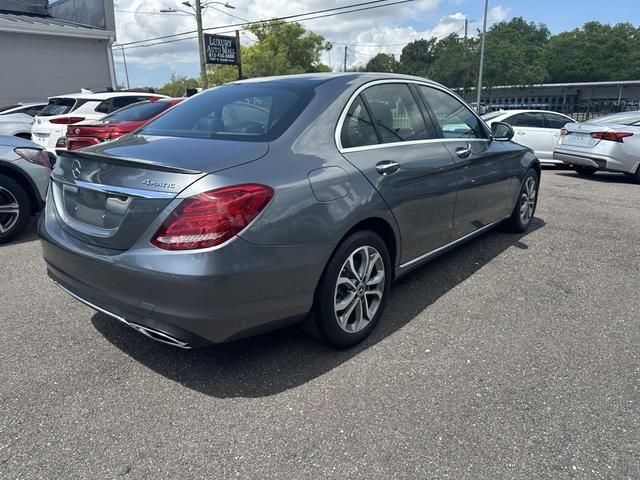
[0,163,43,214]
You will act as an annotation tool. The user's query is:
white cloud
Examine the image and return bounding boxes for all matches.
[489,5,510,23]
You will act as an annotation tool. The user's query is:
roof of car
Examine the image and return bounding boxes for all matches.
[490,109,572,116]
[48,92,164,101]
[233,72,439,88]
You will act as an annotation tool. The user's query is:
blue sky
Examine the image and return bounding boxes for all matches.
[112,0,640,88]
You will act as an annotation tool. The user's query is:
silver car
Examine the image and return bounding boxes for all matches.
[554,111,640,181]
[0,136,52,243]
[40,73,540,349]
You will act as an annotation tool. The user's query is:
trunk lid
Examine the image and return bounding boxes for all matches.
[50,134,269,250]
[561,121,633,149]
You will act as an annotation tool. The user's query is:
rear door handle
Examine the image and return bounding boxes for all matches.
[376,161,400,175]
[456,144,472,159]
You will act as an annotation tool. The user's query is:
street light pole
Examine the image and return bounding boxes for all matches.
[194,0,208,90]
[476,0,489,112]
[160,2,236,90]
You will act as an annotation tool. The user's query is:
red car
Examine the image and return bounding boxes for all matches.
[63,98,183,151]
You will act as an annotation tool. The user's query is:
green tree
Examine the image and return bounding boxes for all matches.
[544,22,640,83]
[243,20,332,77]
[207,64,240,86]
[158,73,200,96]
[428,35,479,91]
[399,38,437,77]
[364,52,401,73]
[483,17,550,87]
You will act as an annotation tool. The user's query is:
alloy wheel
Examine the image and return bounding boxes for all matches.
[0,186,20,234]
[519,176,537,225]
[334,245,385,333]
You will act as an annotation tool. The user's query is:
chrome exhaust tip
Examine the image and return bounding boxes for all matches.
[54,282,192,349]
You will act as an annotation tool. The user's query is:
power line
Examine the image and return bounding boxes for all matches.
[115,0,412,48]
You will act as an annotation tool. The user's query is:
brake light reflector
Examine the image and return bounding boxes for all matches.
[150,184,274,250]
[50,117,85,125]
[591,131,633,142]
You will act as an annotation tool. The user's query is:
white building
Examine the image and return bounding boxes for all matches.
[0,0,116,105]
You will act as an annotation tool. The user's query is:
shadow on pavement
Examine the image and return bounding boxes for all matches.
[92,217,546,398]
[555,171,638,184]
[2,215,40,247]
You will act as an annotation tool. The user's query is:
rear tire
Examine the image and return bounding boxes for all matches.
[0,174,31,244]
[504,169,539,233]
[306,230,392,348]
[573,165,597,177]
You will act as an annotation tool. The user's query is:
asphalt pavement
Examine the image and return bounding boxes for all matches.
[1,169,638,479]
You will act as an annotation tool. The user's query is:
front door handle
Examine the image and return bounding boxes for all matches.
[456,144,472,159]
[376,161,400,176]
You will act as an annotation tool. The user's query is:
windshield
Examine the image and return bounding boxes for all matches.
[104,101,176,122]
[586,112,640,126]
[141,84,314,141]
[39,98,76,116]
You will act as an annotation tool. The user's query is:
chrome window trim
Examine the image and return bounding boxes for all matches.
[335,78,491,153]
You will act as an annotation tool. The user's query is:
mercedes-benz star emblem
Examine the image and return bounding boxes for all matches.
[71,159,82,179]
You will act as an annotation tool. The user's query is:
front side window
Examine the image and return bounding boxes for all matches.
[340,96,378,148]
[419,86,487,139]
[141,84,313,141]
[361,84,430,143]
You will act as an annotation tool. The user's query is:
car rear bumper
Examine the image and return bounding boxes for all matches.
[39,212,327,347]
[553,149,638,173]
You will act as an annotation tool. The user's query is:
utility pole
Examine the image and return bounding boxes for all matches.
[464,18,468,39]
[120,45,130,89]
[343,45,348,72]
[475,0,489,113]
[194,0,208,90]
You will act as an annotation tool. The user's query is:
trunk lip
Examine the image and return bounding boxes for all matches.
[51,173,177,200]
[58,150,203,175]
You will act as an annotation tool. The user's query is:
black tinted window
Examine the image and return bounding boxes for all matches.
[543,113,571,129]
[104,101,173,121]
[112,96,146,111]
[341,96,378,148]
[509,112,545,128]
[0,104,20,113]
[142,84,313,141]
[419,86,487,139]
[38,98,76,116]
[362,84,430,143]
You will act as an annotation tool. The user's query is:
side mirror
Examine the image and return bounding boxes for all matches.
[491,121,514,141]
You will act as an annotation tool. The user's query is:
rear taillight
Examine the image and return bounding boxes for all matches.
[14,148,51,168]
[560,128,568,136]
[150,184,274,250]
[50,117,85,125]
[591,131,633,142]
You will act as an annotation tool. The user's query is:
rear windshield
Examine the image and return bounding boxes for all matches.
[39,98,76,116]
[585,112,640,126]
[141,84,314,141]
[104,101,174,122]
[0,104,20,114]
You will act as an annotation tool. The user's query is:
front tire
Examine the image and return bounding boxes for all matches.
[0,174,31,244]
[573,165,597,177]
[504,169,539,233]
[309,230,392,348]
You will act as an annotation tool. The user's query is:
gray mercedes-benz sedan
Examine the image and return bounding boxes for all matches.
[40,73,540,349]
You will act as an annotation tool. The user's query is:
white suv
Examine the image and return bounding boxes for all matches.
[31,91,166,152]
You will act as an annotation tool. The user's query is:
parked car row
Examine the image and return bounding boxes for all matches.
[482,108,640,182]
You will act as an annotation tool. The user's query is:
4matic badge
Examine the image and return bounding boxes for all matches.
[142,179,177,190]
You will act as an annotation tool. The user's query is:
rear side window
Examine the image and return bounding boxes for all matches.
[361,84,431,143]
[141,84,313,141]
[419,86,487,139]
[509,112,545,128]
[543,113,571,129]
[341,96,378,148]
[104,101,172,122]
[38,98,76,116]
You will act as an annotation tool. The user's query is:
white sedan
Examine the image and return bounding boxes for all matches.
[483,109,574,165]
